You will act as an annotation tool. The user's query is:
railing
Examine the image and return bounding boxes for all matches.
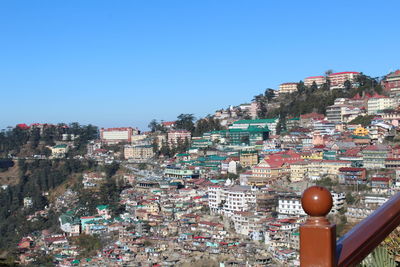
[300,186,400,267]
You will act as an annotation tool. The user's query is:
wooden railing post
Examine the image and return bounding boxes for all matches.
[300,186,336,267]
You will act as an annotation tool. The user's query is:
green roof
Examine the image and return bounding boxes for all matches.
[233,118,278,124]
[288,117,300,121]
[135,145,153,148]
[247,125,270,132]
[193,139,209,142]
[176,153,190,157]
[351,135,370,139]
[54,144,68,148]
[96,205,109,210]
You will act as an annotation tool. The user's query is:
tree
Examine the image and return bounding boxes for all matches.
[346,192,355,205]
[253,94,268,119]
[325,69,333,76]
[297,81,307,95]
[344,80,352,91]
[148,119,159,132]
[104,162,119,178]
[264,88,276,101]
[175,114,195,132]
[349,115,374,127]
[138,163,147,170]
[73,234,102,259]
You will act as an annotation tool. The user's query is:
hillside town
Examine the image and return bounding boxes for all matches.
[1,70,400,266]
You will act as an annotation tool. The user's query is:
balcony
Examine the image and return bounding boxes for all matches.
[300,186,400,266]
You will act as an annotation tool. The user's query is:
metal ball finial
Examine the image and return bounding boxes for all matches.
[301,186,333,217]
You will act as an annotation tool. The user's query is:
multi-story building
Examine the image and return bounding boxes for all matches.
[338,167,367,184]
[287,117,300,130]
[49,144,69,157]
[367,95,397,115]
[383,70,400,94]
[326,105,345,123]
[307,160,352,180]
[300,112,325,128]
[228,126,270,146]
[313,120,336,135]
[385,158,400,169]
[250,150,302,186]
[124,145,154,160]
[326,103,361,123]
[279,83,298,94]
[164,167,200,179]
[230,118,279,135]
[240,150,259,168]
[289,161,309,182]
[371,177,392,189]
[328,71,360,90]
[191,137,212,148]
[278,192,345,216]
[208,185,257,217]
[167,130,191,145]
[161,121,176,130]
[362,145,390,169]
[100,127,138,145]
[304,76,326,87]
[239,102,259,119]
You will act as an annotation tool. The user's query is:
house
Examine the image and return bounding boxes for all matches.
[239,150,258,168]
[250,150,302,186]
[338,167,367,184]
[96,205,111,219]
[362,145,390,169]
[49,144,69,157]
[59,213,81,236]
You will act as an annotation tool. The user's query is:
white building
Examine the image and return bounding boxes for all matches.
[304,76,326,87]
[278,192,345,216]
[167,130,191,145]
[208,185,257,217]
[100,127,139,144]
[313,120,336,135]
[367,96,397,115]
[279,83,298,94]
[328,71,360,90]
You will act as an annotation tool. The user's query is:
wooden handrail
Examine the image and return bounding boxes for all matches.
[300,186,400,267]
[336,192,400,266]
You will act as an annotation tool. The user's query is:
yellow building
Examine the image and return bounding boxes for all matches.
[308,160,352,180]
[353,126,369,136]
[300,152,323,160]
[290,162,309,182]
[49,144,69,157]
[250,161,289,186]
[124,145,154,160]
[240,150,258,168]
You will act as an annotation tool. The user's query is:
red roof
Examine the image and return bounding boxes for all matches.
[305,76,325,79]
[329,71,360,76]
[162,121,176,126]
[280,82,298,85]
[371,177,390,182]
[371,92,387,99]
[16,123,30,130]
[339,167,365,172]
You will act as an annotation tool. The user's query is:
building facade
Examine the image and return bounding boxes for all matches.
[100,127,138,144]
[208,185,257,217]
[304,76,326,87]
[167,130,191,145]
[124,145,154,160]
[328,71,360,90]
[279,83,298,94]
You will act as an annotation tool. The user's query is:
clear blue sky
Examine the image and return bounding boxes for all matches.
[1,0,399,130]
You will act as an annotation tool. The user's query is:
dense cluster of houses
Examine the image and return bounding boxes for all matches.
[12,69,400,266]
